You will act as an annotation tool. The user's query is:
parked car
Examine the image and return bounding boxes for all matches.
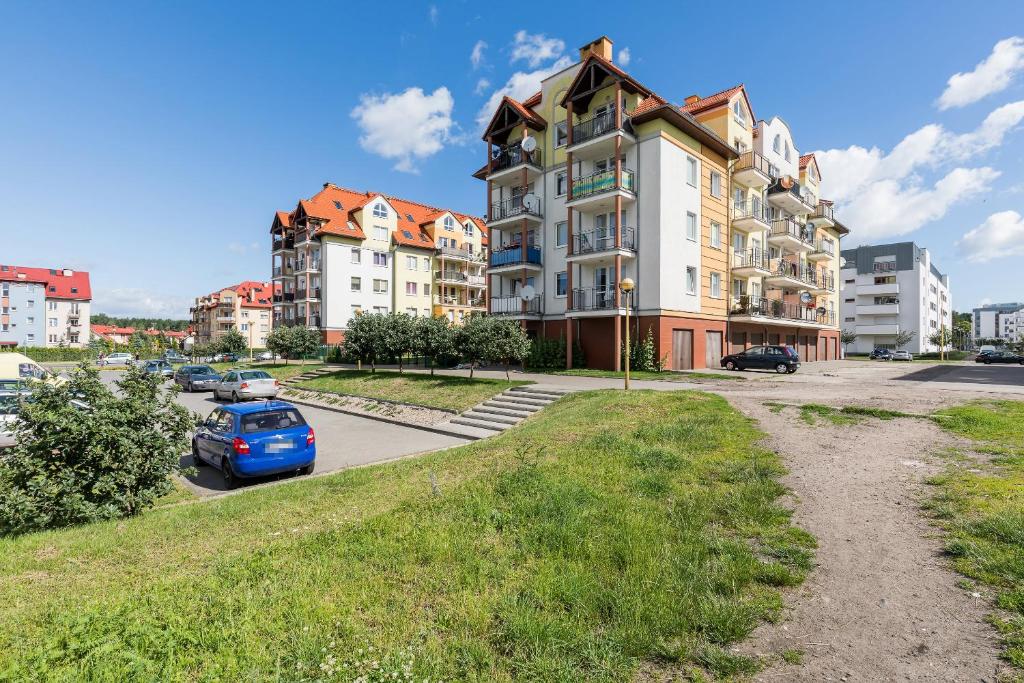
[192,401,315,489]
[98,352,134,366]
[142,359,174,379]
[213,352,239,363]
[257,351,275,362]
[173,365,223,392]
[870,348,894,361]
[721,345,800,373]
[163,350,187,364]
[978,345,997,355]
[0,352,65,386]
[892,350,913,361]
[975,351,1024,365]
[0,390,25,448]
[214,369,279,402]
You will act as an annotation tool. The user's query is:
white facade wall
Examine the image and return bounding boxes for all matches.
[44,299,90,348]
[321,239,393,333]
[754,117,800,179]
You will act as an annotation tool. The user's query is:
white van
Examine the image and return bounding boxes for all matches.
[0,352,65,387]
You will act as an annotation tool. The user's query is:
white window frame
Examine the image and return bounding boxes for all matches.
[686,157,698,186]
[686,212,698,241]
[556,171,567,197]
[372,203,387,219]
[555,271,567,297]
[686,267,697,295]
[710,171,722,198]
[710,271,722,299]
[710,221,722,249]
[373,279,388,294]
[555,221,568,248]
[351,277,361,292]
[351,248,361,264]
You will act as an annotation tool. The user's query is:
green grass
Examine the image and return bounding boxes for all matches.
[0,390,813,681]
[299,370,529,412]
[767,402,917,426]
[547,368,745,382]
[208,361,324,381]
[781,649,804,665]
[929,400,1024,668]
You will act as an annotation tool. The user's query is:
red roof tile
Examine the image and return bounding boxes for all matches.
[680,84,756,123]
[0,265,91,301]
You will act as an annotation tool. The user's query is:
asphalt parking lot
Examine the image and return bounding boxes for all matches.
[98,372,470,497]
[894,363,1024,386]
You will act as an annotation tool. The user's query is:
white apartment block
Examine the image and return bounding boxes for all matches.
[0,265,91,348]
[839,242,951,354]
[973,302,1024,342]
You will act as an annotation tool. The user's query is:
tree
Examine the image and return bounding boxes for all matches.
[489,318,531,380]
[342,314,387,372]
[928,325,952,359]
[219,328,248,355]
[88,336,111,358]
[0,364,194,535]
[289,326,322,366]
[455,314,493,379]
[265,326,292,364]
[840,329,857,355]
[128,331,151,357]
[893,330,916,350]
[415,315,456,375]
[378,313,416,373]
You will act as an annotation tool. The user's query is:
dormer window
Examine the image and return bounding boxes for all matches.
[463,222,474,236]
[444,216,455,231]
[784,141,791,162]
[772,134,781,154]
[372,203,388,219]
[732,99,747,128]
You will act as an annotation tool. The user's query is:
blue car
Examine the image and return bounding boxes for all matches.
[192,401,315,489]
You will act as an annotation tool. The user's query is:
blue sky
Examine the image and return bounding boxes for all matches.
[2,1,1023,317]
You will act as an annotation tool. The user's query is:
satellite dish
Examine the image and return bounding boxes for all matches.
[839,256,847,268]
[521,136,537,153]
[523,193,540,213]
[817,306,827,316]
[520,285,536,301]
[799,292,813,304]
[780,176,795,190]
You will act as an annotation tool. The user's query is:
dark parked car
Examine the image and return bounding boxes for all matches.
[192,401,315,489]
[173,365,223,392]
[142,359,174,379]
[721,345,800,373]
[975,351,1024,365]
[870,348,894,360]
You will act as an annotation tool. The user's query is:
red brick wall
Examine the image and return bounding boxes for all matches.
[635,315,727,370]
[728,323,841,362]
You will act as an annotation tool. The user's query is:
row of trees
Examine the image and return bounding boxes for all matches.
[265,325,322,364]
[91,313,190,332]
[341,312,530,379]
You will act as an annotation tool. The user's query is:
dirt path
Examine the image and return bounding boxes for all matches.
[729,395,1008,681]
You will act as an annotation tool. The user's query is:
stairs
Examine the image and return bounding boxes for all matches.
[446,385,570,435]
[281,366,335,386]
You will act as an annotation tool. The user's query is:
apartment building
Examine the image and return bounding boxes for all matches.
[190,281,275,348]
[972,301,1024,342]
[271,185,487,343]
[476,36,847,370]
[839,242,951,354]
[0,265,91,348]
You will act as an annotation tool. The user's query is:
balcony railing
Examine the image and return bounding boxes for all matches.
[734,151,774,179]
[771,219,815,245]
[571,169,636,200]
[308,315,321,328]
[571,109,619,145]
[733,247,768,270]
[436,245,485,261]
[812,202,834,222]
[489,245,542,268]
[296,289,307,300]
[435,270,468,283]
[771,258,815,285]
[731,200,769,223]
[572,227,636,254]
[489,193,542,222]
[490,143,542,173]
[768,177,813,206]
[813,239,835,257]
[731,295,835,326]
[873,261,897,273]
[272,237,294,251]
[491,295,541,315]
[571,286,628,311]
[297,260,321,272]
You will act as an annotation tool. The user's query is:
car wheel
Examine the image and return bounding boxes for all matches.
[725,360,736,371]
[187,381,194,393]
[222,458,238,490]
[299,463,314,476]
[775,363,790,374]
[984,360,992,365]
[191,440,205,467]
[231,391,240,403]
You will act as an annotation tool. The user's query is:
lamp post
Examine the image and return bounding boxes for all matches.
[619,278,635,390]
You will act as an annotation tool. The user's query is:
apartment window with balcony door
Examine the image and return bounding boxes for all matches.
[710,272,722,298]
[556,171,567,197]
[733,232,745,253]
[686,212,698,241]
[351,248,361,264]
[555,221,567,247]
[686,157,698,186]
[555,120,567,147]
[733,187,745,211]
[710,171,722,198]
[373,225,388,241]
[732,279,746,297]
[710,221,722,249]
[351,277,361,292]
[555,271,567,297]
[751,280,762,297]
[406,256,417,270]
[374,252,389,267]
[373,279,388,294]
[406,282,417,296]
[686,267,697,295]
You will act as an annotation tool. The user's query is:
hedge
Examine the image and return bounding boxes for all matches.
[0,347,97,362]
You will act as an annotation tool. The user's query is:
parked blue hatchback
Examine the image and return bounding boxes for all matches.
[192,400,315,489]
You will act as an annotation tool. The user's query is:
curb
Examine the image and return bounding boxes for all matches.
[282,384,460,414]
[282,394,482,441]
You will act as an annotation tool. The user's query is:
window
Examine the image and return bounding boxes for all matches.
[686,212,698,241]
[773,134,781,154]
[686,267,697,295]
[373,225,388,241]
[686,157,698,186]
[444,215,455,231]
[555,120,567,147]
[555,221,568,247]
[732,99,747,127]
[809,164,818,181]
[373,306,389,315]
[406,307,418,317]
[556,171,567,196]
[25,317,33,325]
[844,317,856,323]
[373,252,389,267]
[48,318,57,327]
[463,222,474,236]
[406,256,417,270]
[351,277,361,292]
[710,272,722,299]
[373,279,388,294]
[784,140,791,162]
[556,271,567,297]
[240,323,249,332]
[373,203,387,219]
[423,283,431,296]
[406,282,417,296]
[422,257,430,271]
[351,248,361,264]
[26,299,33,308]
[48,301,57,311]
[710,221,722,249]
[710,171,722,197]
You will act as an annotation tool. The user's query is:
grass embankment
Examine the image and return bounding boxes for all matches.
[0,390,813,681]
[208,361,324,381]
[764,402,918,426]
[549,368,744,382]
[299,370,529,412]
[929,400,1024,667]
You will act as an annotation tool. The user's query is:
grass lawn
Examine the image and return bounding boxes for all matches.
[208,361,324,381]
[548,368,745,382]
[929,400,1024,667]
[298,370,529,412]
[0,390,813,681]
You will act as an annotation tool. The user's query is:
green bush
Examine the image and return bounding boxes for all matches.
[524,335,585,370]
[916,350,968,360]
[0,364,194,535]
[0,346,97,362]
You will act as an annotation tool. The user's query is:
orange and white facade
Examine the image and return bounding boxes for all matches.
[0,265,91,348]
[190,281,276,348]
[477,36,848,369]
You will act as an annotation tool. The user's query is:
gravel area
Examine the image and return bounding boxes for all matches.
[279,386,454,427]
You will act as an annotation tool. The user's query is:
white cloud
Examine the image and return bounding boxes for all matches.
[475,56,572,132]
[474,77,490,95]
[470,40,487,69]
[980,297,993,307]
[428,4,438,26]
[618,47,631,67]
[938,37,1024,110]
[93,288,191,318]
[510,30,564,67]
[351,86,456,173]
[957,210,1024,262]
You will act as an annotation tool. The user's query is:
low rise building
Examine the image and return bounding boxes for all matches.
[0,265,91,348]
[190,281,275,348]
[972,301,1024,343]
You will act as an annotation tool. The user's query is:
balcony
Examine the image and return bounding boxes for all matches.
[487,144,543,185]
[807,239,836,262]
[872,261,897,274]
[731,247,770,277]
[808,202,836,228]
[765,258,814,290]
[733,151,774,188]
[767,219,815,252]
[805,267,835,295]
[283,292,295,302]
[296,259,321,273]
[436,245,485,262]
[488,193,542,228]
[272,237,295,253]
[568,286,630,316]
[730,295,836,328]
[488,245,542,273]
[856,323,900,336]
[216,315,235,323]
[567,108,634,159]
[567,227,636,263]
[306,315,321,328]
[490,295,542,317]
[731,200,770,234]
[857,303,900,315]
[567,169,636,212]
[435,270,469,284]
[859,282,899,296]
[293,230,312,245]
[767,177,815,215]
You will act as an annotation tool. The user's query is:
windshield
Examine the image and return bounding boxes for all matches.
[240,409,306,434]
[18,363,47,380]
[240,371,271,380]
[193,366,215,374]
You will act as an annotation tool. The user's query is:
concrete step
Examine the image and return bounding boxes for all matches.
[509,386,569,398]
[462,410,520,426]
[484,399,541,412]
[451,417,507,432]
[472,405,533,419]
[435,422,496,440]
[496,394,552,408]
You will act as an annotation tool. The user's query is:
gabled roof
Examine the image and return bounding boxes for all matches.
[393,227,435,250]
[681,84,756,122]
[560,52,652,110]
[0,265,91,301]
[629,96,738,160]
[481,96,546,142]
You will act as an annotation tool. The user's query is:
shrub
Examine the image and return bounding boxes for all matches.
[414,316,457,375]
[0,347,96,362]
[0,364,194,535]
[623,329,660,372]
[489,318,531,380]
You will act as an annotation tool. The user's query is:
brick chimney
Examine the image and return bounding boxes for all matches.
[684,94,701,105]
[578,36,613,62]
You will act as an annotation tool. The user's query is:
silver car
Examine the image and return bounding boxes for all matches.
[0,389,25,448]
[98,352,134,366]
[214,369,279,402]
[892,350,913,361]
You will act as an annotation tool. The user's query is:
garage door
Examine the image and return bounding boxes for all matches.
[706,331,723,368]
[672,330,693,370]
[730,332,745,354]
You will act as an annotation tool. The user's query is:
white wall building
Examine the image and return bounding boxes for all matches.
[972,302,1024,343]
[839,242,951,354]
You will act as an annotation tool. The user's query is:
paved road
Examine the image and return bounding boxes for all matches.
[98,372,470,497]
[894,363,1024,387]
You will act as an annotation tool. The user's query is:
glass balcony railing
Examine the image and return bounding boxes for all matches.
[571,169,636,200]
[572,227,636,254]
[489,245,542,268]
[489,143,542,173]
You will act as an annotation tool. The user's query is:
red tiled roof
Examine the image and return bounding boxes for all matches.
[504,97,546,129]
[799,153,815,169]
[522,91,542,107]
[0,265,91,301]
[631,94,668,116]
[680,84,756,123]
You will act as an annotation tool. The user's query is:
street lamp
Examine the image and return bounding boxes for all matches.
[619,278,635,390]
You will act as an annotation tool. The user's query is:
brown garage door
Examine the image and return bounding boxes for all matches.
[750,332,764,346]
[672,329,693,370]
[730,332,745,354]
[706,331,723,368]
